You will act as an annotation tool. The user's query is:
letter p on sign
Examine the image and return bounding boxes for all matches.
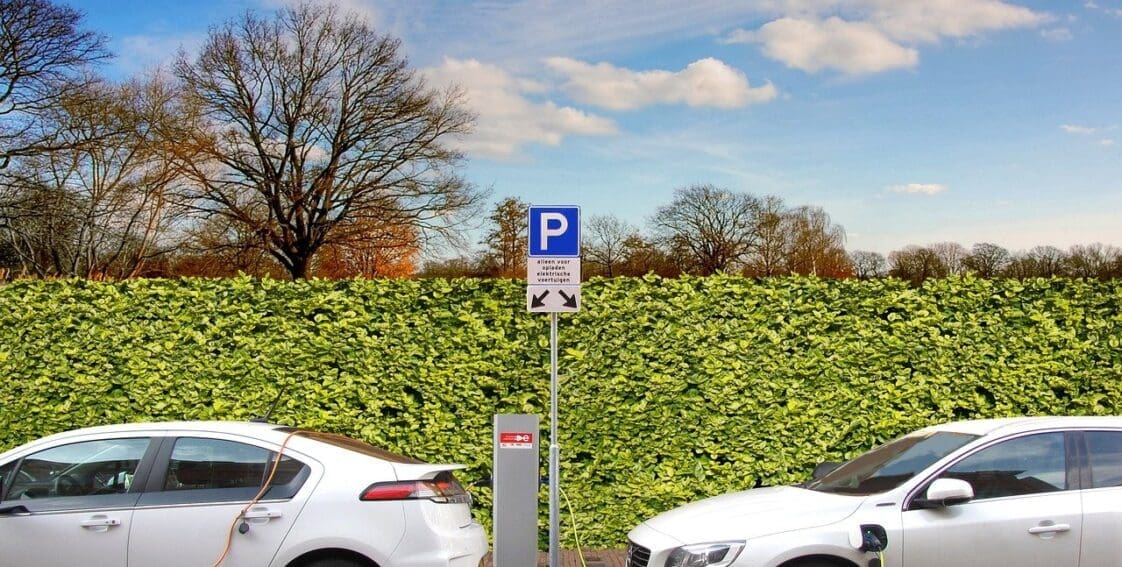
[528,206,580,257]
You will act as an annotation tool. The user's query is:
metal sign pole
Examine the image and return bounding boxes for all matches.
[549,311,560,567]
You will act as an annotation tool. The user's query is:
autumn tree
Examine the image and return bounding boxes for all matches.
[584,214,637,278]
[172,3,481,279]
[782,206,850,277]
[479,196,527,277]
[0,0,109,168]
[315,220,418,278]
[650,184,761,275]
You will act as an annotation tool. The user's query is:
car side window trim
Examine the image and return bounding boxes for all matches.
[904,429,1074,511]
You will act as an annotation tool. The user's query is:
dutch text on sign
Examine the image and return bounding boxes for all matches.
[499,432,535,449]
[528,257,580,286]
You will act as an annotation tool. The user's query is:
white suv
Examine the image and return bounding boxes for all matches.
[0,421,487,567]
[627,416,1122,567]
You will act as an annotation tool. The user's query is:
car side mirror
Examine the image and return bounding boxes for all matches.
[916,478,974,509]
[812,461,841,480]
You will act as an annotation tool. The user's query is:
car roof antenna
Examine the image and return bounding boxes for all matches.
[250,387,286,423]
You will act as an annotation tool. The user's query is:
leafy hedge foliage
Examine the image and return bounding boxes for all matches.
[2,276,1121,546]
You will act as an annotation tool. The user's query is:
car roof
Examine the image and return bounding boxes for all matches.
[32,420,290,443]
[922,416,1122,437]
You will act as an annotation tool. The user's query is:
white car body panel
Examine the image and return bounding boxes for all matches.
[628,416,1122,567]
[0,421,488,567]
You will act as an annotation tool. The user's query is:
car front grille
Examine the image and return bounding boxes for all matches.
[626,542,651,567]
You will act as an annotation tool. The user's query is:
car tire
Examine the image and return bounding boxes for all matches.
[786,559,851,567]
[304,559,365,567]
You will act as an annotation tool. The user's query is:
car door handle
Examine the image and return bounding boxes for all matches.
[80,516,121,529]
[1028,523,1071,535]
[243,507,282,520]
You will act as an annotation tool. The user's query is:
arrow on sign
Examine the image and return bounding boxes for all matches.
[559,290,578,309]
[531,290,550,308]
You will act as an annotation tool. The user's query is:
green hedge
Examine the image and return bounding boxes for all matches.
[2,276,1121,546]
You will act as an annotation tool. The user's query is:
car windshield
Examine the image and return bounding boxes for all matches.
[807,431,979,495]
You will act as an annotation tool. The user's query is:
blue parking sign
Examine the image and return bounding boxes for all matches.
[528,206,580,257]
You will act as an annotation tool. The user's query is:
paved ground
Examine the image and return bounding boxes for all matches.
[481,549,627,567]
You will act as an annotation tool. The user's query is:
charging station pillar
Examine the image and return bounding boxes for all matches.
[493,414,540,567]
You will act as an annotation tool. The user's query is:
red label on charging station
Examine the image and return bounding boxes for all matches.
[499,432,534,449]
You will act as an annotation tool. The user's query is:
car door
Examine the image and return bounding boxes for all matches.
[1076,430,1122,567]
[0,436,157,567]
[128,434,316,567]
[900,431,1081,567]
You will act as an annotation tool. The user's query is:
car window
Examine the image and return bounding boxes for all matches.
[809,431,978,495]
[940,432,1067,500]
[1084,431,1122,489]
[6,438,150,500]
[163,437,304,491]
[0,460,15,500]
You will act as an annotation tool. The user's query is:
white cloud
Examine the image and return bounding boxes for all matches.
[1040,27,1074,41]
[725,0,1046,75]
[116,33,204,75]
[889,183,948,195]
[423,58,617,160]
[728,17,918,74]
[1062,124,1098,134]
[1100,139,1117,146]
[862,0,1047,44]
[1083,0,1122,18]
[545,57,777,111]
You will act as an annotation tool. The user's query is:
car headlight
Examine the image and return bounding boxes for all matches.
[665,541,745,567]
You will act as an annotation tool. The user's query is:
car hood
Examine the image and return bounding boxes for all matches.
[642,486,865,542]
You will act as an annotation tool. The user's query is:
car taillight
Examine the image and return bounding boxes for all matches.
[360,472,471,504]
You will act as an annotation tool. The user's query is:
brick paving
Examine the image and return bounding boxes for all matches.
[481,549,627,567]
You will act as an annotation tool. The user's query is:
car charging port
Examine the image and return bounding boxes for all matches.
[859,524,887,567]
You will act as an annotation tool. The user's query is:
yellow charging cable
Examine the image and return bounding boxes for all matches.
[560,486,589,567]
[212,430,305,567]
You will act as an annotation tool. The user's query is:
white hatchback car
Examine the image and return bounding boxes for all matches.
[627,416,1122,567]
[0,421,487,567]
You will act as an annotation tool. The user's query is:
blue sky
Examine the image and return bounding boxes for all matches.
[70,0,1122,254]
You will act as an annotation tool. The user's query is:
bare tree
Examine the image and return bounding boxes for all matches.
[479,196,526,277]
[1028,246,1067,277]
[171,3,481,279]
[1066,243,1121,279]
[930,242,969,275]
[963,242,1011,277]
[650,184,761,275]
[888,246,948,286]
[849,250,887,279]
[584,214,637,278]
[0,75,183,277]
[618,234,680,277]
[745,195,789,277]
[0,0,109,168]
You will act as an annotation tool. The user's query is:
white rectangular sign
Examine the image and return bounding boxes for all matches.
[527,285,580,313]
[528,257,580,286]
